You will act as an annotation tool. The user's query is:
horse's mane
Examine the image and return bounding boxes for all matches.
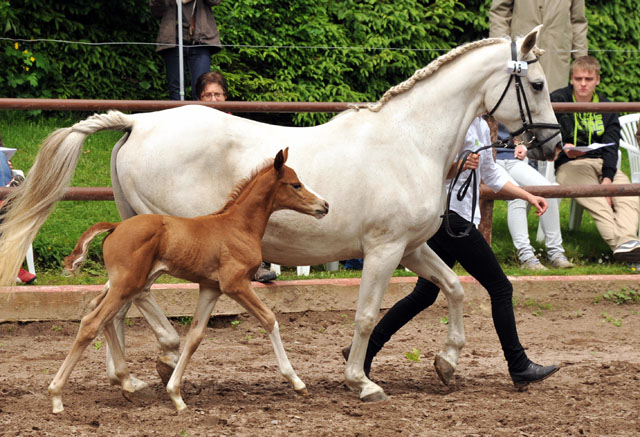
[214,158,275,215]
[353,37,508,113]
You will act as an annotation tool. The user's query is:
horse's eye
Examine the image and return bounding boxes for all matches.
[291,183,302,189]
[531,81,544,91]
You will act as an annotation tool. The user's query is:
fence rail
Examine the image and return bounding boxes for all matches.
[2,98,640,113]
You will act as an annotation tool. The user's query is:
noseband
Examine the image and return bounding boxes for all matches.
[487,41,561,151]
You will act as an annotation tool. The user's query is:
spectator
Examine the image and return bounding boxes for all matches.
[344,116,559,388]
[150,0,223,100]
[489,0,588,93]
[195,71,228,102]
[492,125,574,270]
[0,132,36,284]
[195,71,276,282]
[551,56,640,262]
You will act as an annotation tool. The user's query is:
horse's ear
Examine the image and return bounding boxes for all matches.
[274,149,285,174]
[520,24,543,57]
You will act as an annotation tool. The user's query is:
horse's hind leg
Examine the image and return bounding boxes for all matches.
[401,244,465,385]
[134,292,181,385]
[224,280,307,396]
[48,293,126,414]
[166,285,221,411]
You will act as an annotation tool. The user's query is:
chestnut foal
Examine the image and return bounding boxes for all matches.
[48,148,329,413]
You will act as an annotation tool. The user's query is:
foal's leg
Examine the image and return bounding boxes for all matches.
[224,279,307,396]
[166,285,221,411]
[345,243,404,402]
[48,293,127,414]
[400,244,466,385]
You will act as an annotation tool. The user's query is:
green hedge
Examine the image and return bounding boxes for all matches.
[2,1,637,125]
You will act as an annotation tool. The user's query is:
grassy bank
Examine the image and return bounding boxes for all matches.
[1,111,636,285]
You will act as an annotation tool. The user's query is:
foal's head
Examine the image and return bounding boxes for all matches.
[271,148,329,219]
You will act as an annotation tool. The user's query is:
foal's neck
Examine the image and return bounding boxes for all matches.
[214,170,278,237]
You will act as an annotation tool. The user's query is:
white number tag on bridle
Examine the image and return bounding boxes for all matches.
[507,60,528,77]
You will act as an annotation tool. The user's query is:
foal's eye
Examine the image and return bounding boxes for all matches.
[291,183,302,189]
[531,81,544,91]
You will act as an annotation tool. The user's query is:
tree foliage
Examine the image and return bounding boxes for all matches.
[0,0,638,125]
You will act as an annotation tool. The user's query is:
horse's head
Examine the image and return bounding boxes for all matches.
[272,148,329,219]
[485,25,562,161]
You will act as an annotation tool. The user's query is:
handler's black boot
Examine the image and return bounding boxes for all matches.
[509,362,559,389]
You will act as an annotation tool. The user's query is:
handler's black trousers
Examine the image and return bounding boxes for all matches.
[367,212,530,372]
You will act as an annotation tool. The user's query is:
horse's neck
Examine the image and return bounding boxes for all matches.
[218,172,277,237]
[379,46,501,167]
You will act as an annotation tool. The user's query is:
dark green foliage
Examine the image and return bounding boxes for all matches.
[2,1,637,124]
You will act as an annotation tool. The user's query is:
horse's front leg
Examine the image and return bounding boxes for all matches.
[221,277,307,396]
[401,244,465,385]
[345,244,405,402]
[166,285,221,411]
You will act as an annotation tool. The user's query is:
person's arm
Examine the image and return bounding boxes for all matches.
[498,181,548,216]
[570,0,589,59]
[488,0,513,38]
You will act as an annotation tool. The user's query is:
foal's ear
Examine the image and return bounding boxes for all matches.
[274,148,288,174]
[520,24,542,58]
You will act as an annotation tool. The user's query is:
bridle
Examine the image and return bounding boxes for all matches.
[443,40,561,238]
[487,40,561,152]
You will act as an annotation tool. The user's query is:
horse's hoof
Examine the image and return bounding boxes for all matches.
[295,387,310,397]
[361,391,388,403]
[434,353,455,386]
[156,358,175,386]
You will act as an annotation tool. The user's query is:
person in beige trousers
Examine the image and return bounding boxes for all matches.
[489,0,588,93]
[551,56,640,262]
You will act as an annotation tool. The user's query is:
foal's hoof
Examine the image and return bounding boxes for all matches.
[434,353,455,386]
[156,358,176,386]
[361,391,388,403]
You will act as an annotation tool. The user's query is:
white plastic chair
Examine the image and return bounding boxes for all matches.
[269,261,339,277]
[9,169,36,275]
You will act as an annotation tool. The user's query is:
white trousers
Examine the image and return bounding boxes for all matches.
[495,159,565,263]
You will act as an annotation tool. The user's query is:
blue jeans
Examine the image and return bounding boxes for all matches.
[160,46,212,100]
[0,154,12,186]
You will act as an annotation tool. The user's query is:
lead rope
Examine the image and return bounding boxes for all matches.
[443,139,509,238]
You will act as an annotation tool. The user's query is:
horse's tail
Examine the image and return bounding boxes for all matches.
[0,111,133,285]
[63,222,118,275]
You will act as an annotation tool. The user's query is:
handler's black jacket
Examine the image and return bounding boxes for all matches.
[551,85,621,181]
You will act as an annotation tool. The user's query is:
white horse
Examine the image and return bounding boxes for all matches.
[0,27,560,402]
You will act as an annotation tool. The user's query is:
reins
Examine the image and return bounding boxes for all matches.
[444,40,561,238]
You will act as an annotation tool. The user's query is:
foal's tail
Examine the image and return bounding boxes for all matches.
[63,222,118,275]
[0,111,133,285]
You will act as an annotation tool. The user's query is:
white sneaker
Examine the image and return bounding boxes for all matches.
[613,240,640,262]
[521,257,548,271]
[549,254,574,269]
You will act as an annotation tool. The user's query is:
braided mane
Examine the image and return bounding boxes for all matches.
[354,37,508,113]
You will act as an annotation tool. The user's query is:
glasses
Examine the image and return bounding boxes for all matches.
[201,92,226,100]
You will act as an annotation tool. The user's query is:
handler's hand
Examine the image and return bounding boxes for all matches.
[601,177,613,208]
[514,144,527,161]
[528,195,548,216]
[462,153,479,171]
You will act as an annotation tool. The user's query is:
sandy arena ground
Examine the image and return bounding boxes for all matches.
[1,282,639,436]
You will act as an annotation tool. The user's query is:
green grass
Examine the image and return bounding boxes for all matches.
[1,110,638,285]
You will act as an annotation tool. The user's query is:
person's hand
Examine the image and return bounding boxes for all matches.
[563,143,587,159]
[461,153,479,171]
[601,177,613,208]
[514,144,527,161]
[528,195,548,216]
[7,160,13,170]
